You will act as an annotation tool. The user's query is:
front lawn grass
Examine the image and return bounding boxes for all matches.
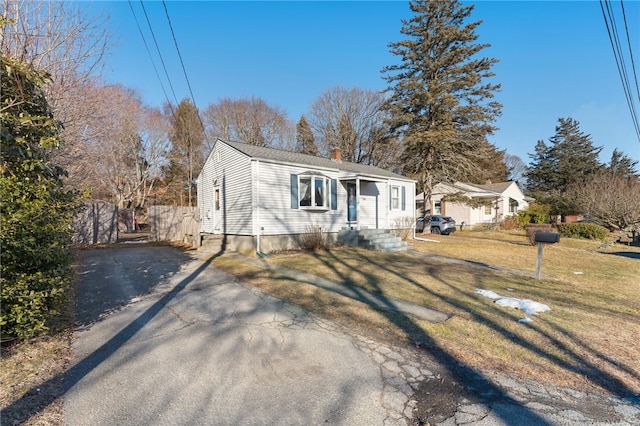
[213,231,640,398]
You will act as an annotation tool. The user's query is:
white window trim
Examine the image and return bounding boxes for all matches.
[391,185,400,210]
[298,175,330,210]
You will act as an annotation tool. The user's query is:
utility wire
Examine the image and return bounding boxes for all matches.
[161,0,208,135]
[162,0,198,110]
[600,0,640,143]
[127,0,175,116]
[604,0,639,141]
[620,0,640,108]
[139,0,180,107]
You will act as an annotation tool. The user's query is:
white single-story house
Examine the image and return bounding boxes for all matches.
[197,139,416,253]
[416,180,531,227]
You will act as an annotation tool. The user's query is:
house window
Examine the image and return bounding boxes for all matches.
[391,186,400,210]
[215,189,220,211]
[509,199,518,214]
[434,200,442,215]
[484,203,492,215]
[299,176,330,209]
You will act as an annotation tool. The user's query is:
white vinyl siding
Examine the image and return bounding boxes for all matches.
[198,142,253,234]
[387,180,415,227]
[255,162,345,235]
[200,139,416,237]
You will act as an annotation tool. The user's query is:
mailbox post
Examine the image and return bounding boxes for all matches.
[534,231,560,280]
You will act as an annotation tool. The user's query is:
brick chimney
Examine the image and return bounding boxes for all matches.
[485,178,492,185]
[329,146,342,162]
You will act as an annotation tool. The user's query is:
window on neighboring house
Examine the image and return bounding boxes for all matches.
[434,200,442,215]
[297,175,331,209]
[509,199,518,214]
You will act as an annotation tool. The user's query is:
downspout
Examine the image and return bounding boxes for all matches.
[356,176,360,230]
[255,160,264,256]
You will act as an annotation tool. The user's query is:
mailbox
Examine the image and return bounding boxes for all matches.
[535,231,560,244]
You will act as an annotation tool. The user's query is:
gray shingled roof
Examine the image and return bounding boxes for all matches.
[478,182,514,193]
[220,139,413,181]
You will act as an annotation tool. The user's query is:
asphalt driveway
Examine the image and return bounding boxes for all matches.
[64,246,408,424]
[64,246,640,425]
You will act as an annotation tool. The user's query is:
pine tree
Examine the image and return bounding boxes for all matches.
[296,115,318,156]
[167,99,205,206]
[382,0,502,205]
[464,142,508,184]
[525,117,603,216]
[608,148,638,179]
[526,117,603,194]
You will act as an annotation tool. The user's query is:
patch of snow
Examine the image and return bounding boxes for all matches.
[518,317,533,323]
[476,288,551,316]
[573,271,584,275]
[475,289,501,299]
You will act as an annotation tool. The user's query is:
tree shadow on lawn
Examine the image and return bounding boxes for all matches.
[603,251,640,260]
[290,250,549,424]
[308,249,638,411]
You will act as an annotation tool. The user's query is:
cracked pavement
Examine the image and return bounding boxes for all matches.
[65,246,640,425]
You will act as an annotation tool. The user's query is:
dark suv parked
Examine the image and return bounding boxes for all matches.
[416,215,457,235]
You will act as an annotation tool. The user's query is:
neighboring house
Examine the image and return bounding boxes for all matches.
[197,139,416,253]
[415,180,530,227]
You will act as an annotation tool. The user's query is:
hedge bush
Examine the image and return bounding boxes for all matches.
[556,223,609,240]
[517,203,551,227]
[525,224,557,246]
[1,56,80,340]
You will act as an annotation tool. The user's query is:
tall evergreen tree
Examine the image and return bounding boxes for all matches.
[464,142,508,184]
[525,117,603,216]
[608,148,638,179]
[296,115,318,155]
[382,0,502,205]
[166,99,205,206]
[526,117,603,194]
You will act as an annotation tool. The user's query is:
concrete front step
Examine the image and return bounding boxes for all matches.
[338,229,409,252]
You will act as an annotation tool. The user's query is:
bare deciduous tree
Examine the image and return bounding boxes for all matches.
[568,172,640,232]
[203,97,294,150]
[1,0,112,187]
[504,153,527,184]
[72,84,170,209]
[308,86,395,166]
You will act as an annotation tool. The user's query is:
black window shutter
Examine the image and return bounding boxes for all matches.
[290,174,298,209]
[401,186,406,211]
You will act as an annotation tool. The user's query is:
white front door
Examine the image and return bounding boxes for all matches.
[213,187,221,232]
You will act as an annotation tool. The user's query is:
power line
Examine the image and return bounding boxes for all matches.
[138,0,180,107]
[600,0,640,144]
[620,0,640,108]
[162,0,198,109]
[127,0,174,115]
[161,0,208,136]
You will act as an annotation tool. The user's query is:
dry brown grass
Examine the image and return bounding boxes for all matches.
[0,333,72,425]
[213,230,640,398]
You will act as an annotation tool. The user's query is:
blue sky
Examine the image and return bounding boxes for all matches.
[89,1,640,165]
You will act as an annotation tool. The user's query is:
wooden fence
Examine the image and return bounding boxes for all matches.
[148,205,200,247]
[71,202,119,244]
